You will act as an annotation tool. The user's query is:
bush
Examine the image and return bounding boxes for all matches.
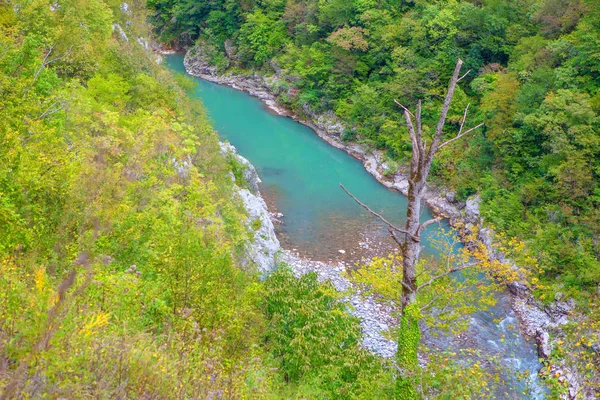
[264,267,394,398]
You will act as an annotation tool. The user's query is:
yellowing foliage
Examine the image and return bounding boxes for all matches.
[80,312,111,337]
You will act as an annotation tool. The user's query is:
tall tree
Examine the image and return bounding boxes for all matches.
[342,58,483,398]
[393,59,483,312]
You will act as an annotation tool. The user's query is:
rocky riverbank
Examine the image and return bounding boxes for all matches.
[184,45,587,398]
[219,141,398,357]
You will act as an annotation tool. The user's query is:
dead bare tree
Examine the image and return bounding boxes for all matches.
[341,59,483,392]
[392,58,483,311]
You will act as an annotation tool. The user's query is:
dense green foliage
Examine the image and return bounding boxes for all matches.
[148,0,600,296]
[0,0,265,397]
[0,1,401,398]
[264,268,395,398]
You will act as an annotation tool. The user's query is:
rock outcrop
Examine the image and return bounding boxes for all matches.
[219,142,280,275]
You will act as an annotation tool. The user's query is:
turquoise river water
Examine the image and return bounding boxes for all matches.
[165,54,546,398]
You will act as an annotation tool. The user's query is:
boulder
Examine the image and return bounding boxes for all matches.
[536,330,552,358]
[219,142,261,194]
[508,281,530,298]
[445,191,456,203]
[464,194,481,223]
[224,39,237,59]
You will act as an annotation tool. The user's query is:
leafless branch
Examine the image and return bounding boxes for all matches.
[458,103,470,135]
[400,279,414,292]
[388,228,404,248]
[24,45,72,98]
[340,183,410,235]
[33,44,55,81]
[415,100,425,157]
[424,59,464,171]
[35,100,65,120]
[415,216,442,237]
[457,70,471,82]
[420,217,442,230]
[419,294,440,312]
[393,99,415,119]
[438,123,484,150]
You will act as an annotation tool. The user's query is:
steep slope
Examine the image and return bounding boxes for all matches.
[0,1,268,397]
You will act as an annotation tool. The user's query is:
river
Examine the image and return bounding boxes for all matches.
[165,54,546,398]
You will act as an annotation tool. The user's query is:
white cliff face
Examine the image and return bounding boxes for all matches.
[237,189,280,274]
[219,142,280,274]
[220,142,261,193]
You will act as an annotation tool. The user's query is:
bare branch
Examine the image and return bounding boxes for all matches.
[388,228,404,248]
[44,46,73,66]
[420,217,442,230]
[458,123,484,137]
[419,294,440,312]
[425,59,464,168]
[417,216,442,237]
[24,45,72,98]
[340,183,410,235]
[458,103,470,135]
[438,123,484,150]
[394,99,415,119]
[457,70,471,82]
[400,279,414,293]
[402,109,417,143]
[403,110,421,174]
[415,100,426,159]
[35,100,65,120]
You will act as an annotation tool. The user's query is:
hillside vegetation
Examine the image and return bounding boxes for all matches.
[0,1,397,398]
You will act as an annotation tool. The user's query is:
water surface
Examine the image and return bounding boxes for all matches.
[165,54,447,262]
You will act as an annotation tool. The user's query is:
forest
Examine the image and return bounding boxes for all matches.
[1,0,599,398]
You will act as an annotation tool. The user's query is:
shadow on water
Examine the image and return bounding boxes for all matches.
[165,54,547,399]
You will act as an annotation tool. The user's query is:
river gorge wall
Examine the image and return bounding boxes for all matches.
[181,45,588,398]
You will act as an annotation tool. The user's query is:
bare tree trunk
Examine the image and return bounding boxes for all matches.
[342,58,483,399]
[393,59,482,398]
[401,179,423,309]
[395,58,483,312]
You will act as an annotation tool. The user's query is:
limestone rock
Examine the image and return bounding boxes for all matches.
[536,330,552,358]
[112,23,128,42]
[237,189,280,274]
[445,191,456,203]
[217,142,277,273]
[219,142,261,194]
[224,39,237,59]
